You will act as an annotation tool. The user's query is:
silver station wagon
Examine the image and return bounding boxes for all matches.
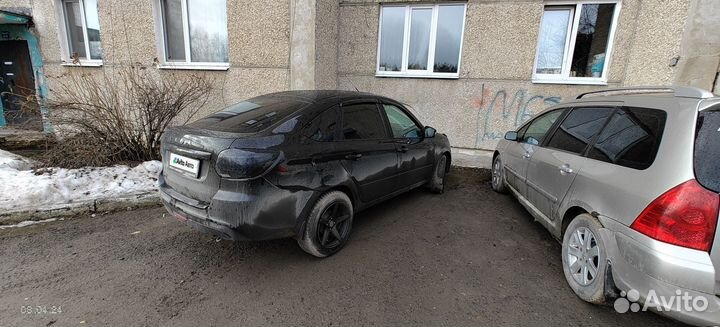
[492,87,720,326]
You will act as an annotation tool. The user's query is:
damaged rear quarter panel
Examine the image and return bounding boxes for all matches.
[266,153,356,237]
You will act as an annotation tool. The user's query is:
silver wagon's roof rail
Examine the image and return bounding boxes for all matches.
[575,86,715,99]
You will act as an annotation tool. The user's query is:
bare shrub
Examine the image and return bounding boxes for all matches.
[41,64,213,168]
[37,133,116,168]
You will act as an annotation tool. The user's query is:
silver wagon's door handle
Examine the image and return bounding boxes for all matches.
[522,152,531,159]
[559,163,574,175]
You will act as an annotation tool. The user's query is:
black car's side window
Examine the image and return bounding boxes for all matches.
[382,104,422,139]
[341,103,387,140]
[301,106,339,143]
[546,107,613,155]
[587,107,667,170]
[521,109,565,145]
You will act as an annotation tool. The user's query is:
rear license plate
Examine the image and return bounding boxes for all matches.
[168,152,200,177]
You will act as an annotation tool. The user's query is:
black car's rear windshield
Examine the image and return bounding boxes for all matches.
[695,109,720,193]
[188,96,311,133]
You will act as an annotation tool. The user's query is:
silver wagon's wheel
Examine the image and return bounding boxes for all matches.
[491,155,507,193]
[561,213,608,304]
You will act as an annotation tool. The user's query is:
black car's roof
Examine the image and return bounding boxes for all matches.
[188,90,386,134]
[260,90,380,104]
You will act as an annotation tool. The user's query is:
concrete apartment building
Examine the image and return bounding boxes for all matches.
[0,0,719,166]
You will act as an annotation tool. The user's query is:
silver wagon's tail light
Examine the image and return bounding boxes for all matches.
[215,149,283,180]
[631,179,719,251]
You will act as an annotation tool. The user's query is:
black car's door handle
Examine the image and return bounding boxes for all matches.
[345,153,362,160]
[397,145,408,153]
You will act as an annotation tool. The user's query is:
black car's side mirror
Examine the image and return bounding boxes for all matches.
[424,126,437,138]
[504,131,519,141]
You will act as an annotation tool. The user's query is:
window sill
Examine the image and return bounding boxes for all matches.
[532,78,608,86]
[158,64,230,71]
[375,73,459,80]
[61,61,103,67]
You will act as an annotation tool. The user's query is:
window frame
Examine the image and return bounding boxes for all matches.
[532,0,621,85]
[56,0,103,67]
[152,0,230,70]
[375,3,467,79]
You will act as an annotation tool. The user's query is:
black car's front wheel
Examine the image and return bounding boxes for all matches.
[427,154,448,194]
[298,191,354,258]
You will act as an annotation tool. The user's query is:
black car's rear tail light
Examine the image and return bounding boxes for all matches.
[631,179,719,251]
[215,149,283,180]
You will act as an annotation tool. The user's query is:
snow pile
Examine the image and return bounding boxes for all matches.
[0,218,63,229]
[0,150,161,212]
[0,149,34,171]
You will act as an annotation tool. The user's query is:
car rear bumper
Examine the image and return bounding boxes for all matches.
[160,186,250,241]
[600,217,720,326]
[159,172,312,241]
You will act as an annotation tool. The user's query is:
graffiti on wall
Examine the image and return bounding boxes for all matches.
[472,84,562,148]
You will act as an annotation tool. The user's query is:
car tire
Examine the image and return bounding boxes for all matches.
[562,213,607,304]
[491,155,508,193]
[428,154,448,194]
[298,191,354,258]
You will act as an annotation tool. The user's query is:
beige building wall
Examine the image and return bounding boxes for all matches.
[3,0,719,167]
[623,0,691,86]
[673,0,720,92]
[335,0,710,166]
[315,0,339,89]
[1,0,293,121]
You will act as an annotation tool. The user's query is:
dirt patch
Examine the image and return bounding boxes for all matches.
[0,169,684,326]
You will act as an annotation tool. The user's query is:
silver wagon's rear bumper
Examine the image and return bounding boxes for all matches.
[600,217,720,326]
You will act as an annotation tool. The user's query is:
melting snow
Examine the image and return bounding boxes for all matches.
[0,217,63,229]
[0,149,34,171]
[0,150,161,213]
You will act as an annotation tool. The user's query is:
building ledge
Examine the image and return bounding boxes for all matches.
[158,64,230,71]
[451,147,493,169]
[375,73,459,80]
[61,61,103,68]
[532,78,608,86]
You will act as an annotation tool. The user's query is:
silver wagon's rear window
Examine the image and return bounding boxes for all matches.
[695,110,720,193]
[587,107,666,170]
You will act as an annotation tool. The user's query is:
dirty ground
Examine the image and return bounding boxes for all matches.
[0,169,684,326]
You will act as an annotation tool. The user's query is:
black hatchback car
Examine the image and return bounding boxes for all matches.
[159,90,451,257]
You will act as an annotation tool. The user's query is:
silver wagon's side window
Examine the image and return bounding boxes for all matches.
[520,109,565,145]
[546,107,613,155]
[587,107,667,170]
